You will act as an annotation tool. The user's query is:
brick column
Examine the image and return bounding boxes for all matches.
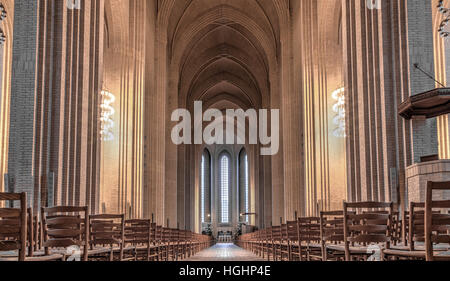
[8,0,39,208]
[407,0,439,163]
[8,0,104,212]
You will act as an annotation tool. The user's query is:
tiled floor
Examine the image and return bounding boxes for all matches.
[186,243,265,261]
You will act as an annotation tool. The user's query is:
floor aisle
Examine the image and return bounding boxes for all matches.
[186,243,265,261]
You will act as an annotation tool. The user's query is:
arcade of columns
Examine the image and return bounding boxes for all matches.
[0,0,449,233]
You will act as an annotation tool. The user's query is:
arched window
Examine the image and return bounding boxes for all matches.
[219,153,231,223]
[239,149,249,222]
[201,150,211,223]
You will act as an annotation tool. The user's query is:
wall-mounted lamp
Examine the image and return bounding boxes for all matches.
[332,87,346,138]
[438,0,450,38]
[100,89,115,142]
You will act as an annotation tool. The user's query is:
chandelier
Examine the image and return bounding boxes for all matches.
[438,0,450,38]
[332,87,346,138]
[100,90,115,142]
[0,4,6,22]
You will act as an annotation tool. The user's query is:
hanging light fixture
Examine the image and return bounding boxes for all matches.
[438,0,450,38]
[0,4,6,22]
[100,89,115,142]
[332,87,346,138]
[0,29,5,45]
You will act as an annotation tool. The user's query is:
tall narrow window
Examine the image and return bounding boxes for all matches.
[201,155,205,223]
[239,149,249,223]
[220,154,230,223]
[244,154,249,222]
[201,150,211,223]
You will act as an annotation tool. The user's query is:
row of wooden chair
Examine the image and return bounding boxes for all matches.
[237,181,450,261]
[0,193,213,261]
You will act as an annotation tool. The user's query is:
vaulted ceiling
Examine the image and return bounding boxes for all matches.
[167,0,282,111]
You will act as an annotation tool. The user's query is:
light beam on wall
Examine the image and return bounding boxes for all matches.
[332,87,346,138]
[100,90,115,142]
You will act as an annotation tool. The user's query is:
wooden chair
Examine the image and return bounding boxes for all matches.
[0,193,27,261]
[382,203,426,260]
[41,206,89,261]
[319,211,345,261]
[161,227,171,261]
[343,201,393,261]
[260,228,269,259]
[156,225,166,260]
[150,223,161,260]
[402,208,410,246]
[391,212,402,246]
[270,226,282,261]
[298,217,321,261]
[279,224,290,261]
[88,214,125,261]
[123,219,158,261]
[286,220,300,261]
[425,181,450,261]
[264,226,275,261]
[183,228,192,259]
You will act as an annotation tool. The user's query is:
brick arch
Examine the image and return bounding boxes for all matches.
[178,32,269,99]
[171,5,277,71]
[186,61,262,109]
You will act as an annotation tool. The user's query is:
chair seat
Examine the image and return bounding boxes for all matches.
[390,244,449,251]
[134,245,159,251]
[326,244,370,254]
[26,254,65,261]
[0,253,64,261]
[382,248,426,258]
[307,243,322,249]
[434,251,450,260]
[88,247,113,255]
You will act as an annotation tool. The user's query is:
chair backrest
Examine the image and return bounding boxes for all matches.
[403,209,410,245]
[408,202,425,251]
[298,217,320,244]
[343,202,393,251]
[41,206,89,261]
[0,192,27,261]
[155,225,163,243]
[425,181,450,261]
[391,211,402,245]
[162,227,171,243]
[286,221,298,243]
[320,211,344,245]
[271,226,281,242]
[150,223,157,245]
[90,214,124,248]
[27,207,34,257]
[280,224,288,242]
[124,219,150,247]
